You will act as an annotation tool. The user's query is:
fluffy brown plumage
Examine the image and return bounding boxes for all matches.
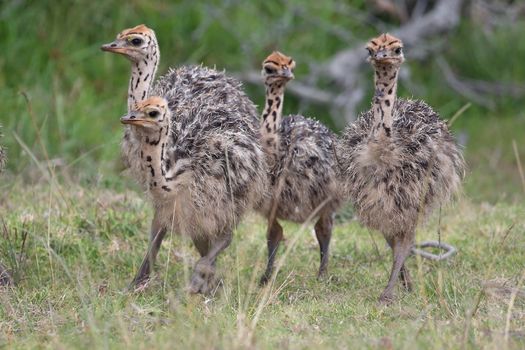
[257,52,341,284]
[340,99,464,233]
[103,26,267,293]
[125,65,262,190]
[337,34,465,302]
[121,92,266,293]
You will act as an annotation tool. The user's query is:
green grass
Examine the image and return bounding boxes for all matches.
[1,181,524,349]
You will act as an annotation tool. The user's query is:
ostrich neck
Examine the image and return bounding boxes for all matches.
[139,126,171,195]
[372,63,399,137]
[128,46,160,111]
[261,82,286,153]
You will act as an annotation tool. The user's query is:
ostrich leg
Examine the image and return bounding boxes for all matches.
[131,209,167,287]
[315,212,333,279]
[386,236,413,292]
[380,232,414,303]
[189,231,233,294]
[259,219,284,285]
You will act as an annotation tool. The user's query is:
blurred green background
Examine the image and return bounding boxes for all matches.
[1,0,524,202]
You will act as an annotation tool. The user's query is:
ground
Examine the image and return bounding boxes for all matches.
[0,182,523,349]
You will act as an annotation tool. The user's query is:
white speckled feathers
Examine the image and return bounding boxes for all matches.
[260,114,341,222]
[125,66,267,238]
[337,98,465,236]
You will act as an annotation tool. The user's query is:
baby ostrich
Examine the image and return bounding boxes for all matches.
[337,34,464,303]
[102,25,267,292]
[101,24,259,186]
[258,52,341,284]
[121,97,266,293]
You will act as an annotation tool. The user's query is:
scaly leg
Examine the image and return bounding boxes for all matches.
[314,212,334,279]
[130,210,167,288]
[386,236,413,292]
[189,231,232,295]
[379,232,414,303]
[259,219,284,285]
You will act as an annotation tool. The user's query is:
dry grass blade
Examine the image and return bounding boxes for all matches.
[448,103,472,127]
[12,132,51,181]
[504,269,525,346]
[512,139,525,194]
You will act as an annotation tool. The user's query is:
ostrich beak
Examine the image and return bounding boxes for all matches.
[120,114,155,127]
[374,49,388,60]
[101,40,130,55]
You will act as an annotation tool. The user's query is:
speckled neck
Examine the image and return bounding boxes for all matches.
[372,63,399,137]
[261,81,286,153]
[138,126,172,195]
[128,42,159,111]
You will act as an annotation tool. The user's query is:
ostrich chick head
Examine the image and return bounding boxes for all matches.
[366,33,404,68]
[261,51,296,85]
[101,24,157,63]
[121,97,170,133]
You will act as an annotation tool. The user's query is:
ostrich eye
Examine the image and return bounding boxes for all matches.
[366,48,373,56]
[130,38,143,46]
[264,66,276,74]
[394,47,402,54]
[148,110,160,118]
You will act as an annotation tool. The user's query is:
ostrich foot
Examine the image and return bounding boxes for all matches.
[317,266,328,281]
[129,263,152,291]
[189,259,217,295]
[378,291,395,305]
[129,277,153,293]
[259,268,273,286]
